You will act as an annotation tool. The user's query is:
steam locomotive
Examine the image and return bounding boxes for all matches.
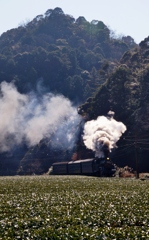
[52,157,116,177]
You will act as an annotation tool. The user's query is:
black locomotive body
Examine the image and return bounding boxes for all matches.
[52,158,116,177]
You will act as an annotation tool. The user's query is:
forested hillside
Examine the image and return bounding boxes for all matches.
[79,37,149,172]
[0,7,136,101]
[0,7,145,175]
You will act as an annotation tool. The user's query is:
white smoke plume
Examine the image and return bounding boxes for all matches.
[0,81,80,152]
[83,111,127,158]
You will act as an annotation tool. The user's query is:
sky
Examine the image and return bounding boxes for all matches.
[0,0,149,43]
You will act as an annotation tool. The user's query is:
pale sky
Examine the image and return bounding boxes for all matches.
[0,0,148,43]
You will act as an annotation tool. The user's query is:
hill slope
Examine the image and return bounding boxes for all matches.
[0,7,139,174]
[79,37,149,172]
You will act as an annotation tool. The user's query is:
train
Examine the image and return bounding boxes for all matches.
[51,157,116,177]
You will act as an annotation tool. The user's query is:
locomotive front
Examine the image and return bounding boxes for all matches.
[93,157,116,177]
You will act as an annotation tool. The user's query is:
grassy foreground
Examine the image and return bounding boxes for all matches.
[0,175,149,239]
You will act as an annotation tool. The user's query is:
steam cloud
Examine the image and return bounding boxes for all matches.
[0,81,80,152]
[83,111,126,158]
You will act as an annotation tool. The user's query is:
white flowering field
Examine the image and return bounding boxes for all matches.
[0,175,149,239]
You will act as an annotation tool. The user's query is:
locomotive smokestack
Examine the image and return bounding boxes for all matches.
[83,111,126,158]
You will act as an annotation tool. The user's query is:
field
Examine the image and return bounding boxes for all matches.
[0,176,149,239]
